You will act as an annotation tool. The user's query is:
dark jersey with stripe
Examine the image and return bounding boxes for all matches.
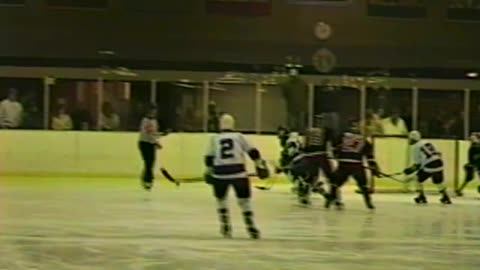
[337,132,374,164]
[303,127,333,154]
[469,143,480,167]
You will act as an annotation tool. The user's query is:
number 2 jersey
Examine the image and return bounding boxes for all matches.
[205,132,259,180]
[411,140,443,173]
[336,132,375,165]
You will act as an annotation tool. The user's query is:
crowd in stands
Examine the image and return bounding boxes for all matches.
[449,0,480,8]
[0,85,474,139]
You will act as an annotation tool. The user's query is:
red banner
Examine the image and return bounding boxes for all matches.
[206,0,272,16]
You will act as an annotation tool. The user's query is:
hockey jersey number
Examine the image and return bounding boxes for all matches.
[220,138,234,159]
[341,133,365,153]
[420,143,439,158]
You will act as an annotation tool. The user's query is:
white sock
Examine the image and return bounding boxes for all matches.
[237,198,252,213]
[216,198,228,210]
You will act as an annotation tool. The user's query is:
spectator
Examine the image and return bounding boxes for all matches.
[207,101,219,132]
[282,76,308,132]
[441,110,463,139]
[382,109,408,136]
[116,97,131,130]
[100,102,120,131]
[71,102,92,130]
[429,112,444,138]
[23,103,43,129]
[51,105,72,130]
[360,109,383,137]
[0,88,23,129]
[470,104,480,132]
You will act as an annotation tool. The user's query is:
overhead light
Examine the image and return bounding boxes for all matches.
[98,50,115,56]
[467,72,478,78]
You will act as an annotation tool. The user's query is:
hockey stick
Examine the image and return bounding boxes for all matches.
[254,160,281,191]
[160,167,180,187]
[363,166,407,183]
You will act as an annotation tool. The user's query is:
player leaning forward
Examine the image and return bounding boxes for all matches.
[204,114,269,239]
[325,121,379,210]
[403,131,452,204]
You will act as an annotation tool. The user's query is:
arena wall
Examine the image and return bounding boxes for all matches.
[0,131,470,189]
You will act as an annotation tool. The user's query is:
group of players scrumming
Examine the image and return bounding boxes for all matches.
[278,115,455,209]
[138,109,480,239]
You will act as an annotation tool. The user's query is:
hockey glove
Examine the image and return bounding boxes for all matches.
[255,159,270,180]
[403,164,420,175]
[367,160,381,177]
[204,168,215,185]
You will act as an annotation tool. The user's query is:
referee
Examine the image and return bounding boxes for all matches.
[138,104,161,190]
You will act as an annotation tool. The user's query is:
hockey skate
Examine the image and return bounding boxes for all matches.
[243,211,260,239]
[440,194,452,205]
[142,181,153,191]
[218,209,232,238]
[247,227,261,239]
[335,200,345,210]
[414,194,428,204]
[364,199,375,210]
[358,187,375,210]
[220,224,232,239]
[297,181,311,206]
[324,193,334,209]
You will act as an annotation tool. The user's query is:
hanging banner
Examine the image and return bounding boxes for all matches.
[206,0,272,16]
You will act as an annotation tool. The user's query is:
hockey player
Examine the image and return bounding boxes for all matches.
[276,131,303,192]
[325,121,379,210]
[277,126,290,149]
[289,115,335,205]
[138,104,161,191]
[402,131,452,204]
[456,132,480,197]
[277,131,302,172]
[204,114,269,239]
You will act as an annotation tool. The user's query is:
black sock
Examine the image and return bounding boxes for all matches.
[243,211,255,229]
[218,208,230,226]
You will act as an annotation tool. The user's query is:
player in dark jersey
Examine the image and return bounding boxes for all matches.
[289,115,335,205]
[456,132,480,197]
[325,121,379,210]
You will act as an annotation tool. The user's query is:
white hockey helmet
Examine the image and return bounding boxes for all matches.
[219,113,235,131]
[288,132,300,141]
[470,132,480,143]
[408,130,421,143]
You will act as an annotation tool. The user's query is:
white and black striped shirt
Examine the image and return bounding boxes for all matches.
[138,117,159,144]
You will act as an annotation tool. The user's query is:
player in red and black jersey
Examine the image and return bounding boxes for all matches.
[289,115,335,205]
[325,121,380,210]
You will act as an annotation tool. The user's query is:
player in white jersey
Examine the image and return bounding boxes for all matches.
[204,114,269,239]
[277,132,303,192]
[138,104,160,191]
[402,131,452,204]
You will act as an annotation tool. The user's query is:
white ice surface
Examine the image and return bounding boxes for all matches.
[1,179,480,270]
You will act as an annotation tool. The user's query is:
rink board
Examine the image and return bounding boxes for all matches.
[0,131,471,190]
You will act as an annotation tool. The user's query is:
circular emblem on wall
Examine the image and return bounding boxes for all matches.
[313,48,336,73]
[314,22,332,40]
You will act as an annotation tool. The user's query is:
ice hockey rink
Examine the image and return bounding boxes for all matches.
[1,177,480,270]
